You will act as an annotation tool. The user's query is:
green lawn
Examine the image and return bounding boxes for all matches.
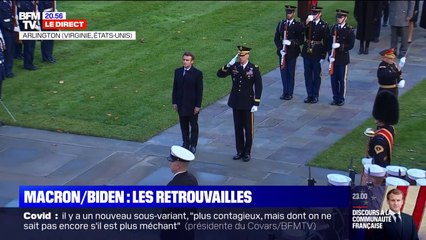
[1,1,357,141]
[310,80,426,172]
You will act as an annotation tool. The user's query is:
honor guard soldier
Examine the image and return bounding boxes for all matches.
[217,46,263,162]
[38,0,56,63]
[377,48,406,96]
[18,0,38,71]
[302,6,329,104]
[367,91,399,168]
[328,9,355,106]
[0,0,20,78]
[161,145,197,240]
[274,5,304,100]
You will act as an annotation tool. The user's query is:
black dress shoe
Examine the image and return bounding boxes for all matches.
[304,97,312,103]
[330,100,337,105]
[43,58,56,64]
[24,65,37,71]
[189,146,196,154]
[233,153,243,160]
[280,94,286,100]
[336,100,345,106]
[284,95,293,100]
[311,97,318,104]
[243,155,251,162]
[6,72,15,78]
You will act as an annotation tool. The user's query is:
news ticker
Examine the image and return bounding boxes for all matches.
[5,186,423,240]
[17,11,135,40]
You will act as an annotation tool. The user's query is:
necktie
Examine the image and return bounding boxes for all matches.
[183,69,188,76]
[395,213,402,233]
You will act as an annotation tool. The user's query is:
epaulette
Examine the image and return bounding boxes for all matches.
[254,64,259,68]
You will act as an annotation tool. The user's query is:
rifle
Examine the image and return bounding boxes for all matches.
[12,0,21,43]
[328,25,337,75]
[53,0,56,12]
[280,21,288,70]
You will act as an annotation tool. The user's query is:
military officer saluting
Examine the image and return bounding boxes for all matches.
[217,46,263,162]
[367,90,399,168]
[377,48,405,96]
[274,5,304,100]
[328,9,355,106]
[302,6,329,104]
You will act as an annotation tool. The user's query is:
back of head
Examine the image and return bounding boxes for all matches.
[373,91,399,125]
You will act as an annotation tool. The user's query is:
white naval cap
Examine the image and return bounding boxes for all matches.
[327,174,351,186]
[385,177,410,186]
[168,145,195,162]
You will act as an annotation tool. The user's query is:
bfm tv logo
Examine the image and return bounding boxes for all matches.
[18,12,87,31]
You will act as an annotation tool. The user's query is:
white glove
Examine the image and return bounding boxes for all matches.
[397,79,406,88]
[250,106,258,112]
[307,15,314,22]
[283,39,291,46]
[364,128,375,137]
[319,59,325,64]
[328,56,335,63]
[280,49,286,57]
[227,54,238,67]
[13,26,20,32]
[399,57,406,69]
[332,43,340,49]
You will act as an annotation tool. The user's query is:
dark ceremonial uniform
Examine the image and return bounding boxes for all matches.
[38,0,55,63]
[0,0,17,77]
[217,58,262,159]
[368,125,395,168]
[274,5,304,100]
[18,0,37,70]
[329,22,355,105]
[302,10,329,103]
[377,61,402,96]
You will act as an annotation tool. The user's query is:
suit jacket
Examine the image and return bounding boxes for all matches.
[172,66,203,117]
[274,19,304,59]
[373,212,419,240]
[389,0,415,27]
[167,171,198,186]
[217,62,262,110]
[328,23,355,65]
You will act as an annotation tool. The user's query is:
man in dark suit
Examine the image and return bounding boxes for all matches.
[172,52,203,154]
[274,5,304,100]
[160,145,198,240]
[374,188,419,240]
[217,46,262,162]
[328,9,355,106]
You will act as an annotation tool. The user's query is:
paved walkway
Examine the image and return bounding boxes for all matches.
[1,26,425,207]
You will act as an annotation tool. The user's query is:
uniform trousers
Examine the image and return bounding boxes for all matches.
[279,57,297,96]
[303,57,322,98]
[233,109,254,155]
[23,40,35,68]
[3,35,15,75]
[330,64,348,103]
